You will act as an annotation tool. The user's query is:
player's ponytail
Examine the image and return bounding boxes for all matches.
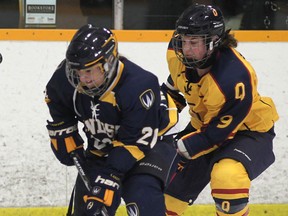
[220,29,238,49]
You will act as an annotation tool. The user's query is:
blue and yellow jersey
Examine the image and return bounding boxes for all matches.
[166,42,279,159]
[45,57,177,173]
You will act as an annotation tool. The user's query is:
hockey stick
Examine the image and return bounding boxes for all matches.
[70,151,109,216]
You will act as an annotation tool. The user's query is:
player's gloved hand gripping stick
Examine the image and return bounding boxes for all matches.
[70,151,109,216]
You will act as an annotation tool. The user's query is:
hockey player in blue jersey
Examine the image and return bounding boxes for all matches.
[45,24,178,216]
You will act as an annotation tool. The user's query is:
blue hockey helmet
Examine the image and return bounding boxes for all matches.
[66,24,118,97]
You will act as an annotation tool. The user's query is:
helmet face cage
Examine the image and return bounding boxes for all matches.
[173,4,225,69]
[65,25,119,97]
[172,32,219,69]
[66,55,117,97]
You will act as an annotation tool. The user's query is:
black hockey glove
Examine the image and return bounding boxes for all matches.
[173,139,189,173]
[46,119,85,166]
[84,170,122,216]
[161,83,186,113]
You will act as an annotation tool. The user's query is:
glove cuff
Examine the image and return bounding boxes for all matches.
[177,139,191,159]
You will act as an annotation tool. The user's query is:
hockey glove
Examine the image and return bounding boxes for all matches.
[46,119,84,166]
[84,170,122,216]
[173,140,189,173]
[161,83,186,113]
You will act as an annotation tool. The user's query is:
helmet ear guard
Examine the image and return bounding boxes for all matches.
[208,35,222,51]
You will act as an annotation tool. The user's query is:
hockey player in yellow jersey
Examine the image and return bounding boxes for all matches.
[162,4,279,216]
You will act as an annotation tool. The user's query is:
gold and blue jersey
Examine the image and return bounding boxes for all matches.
[45,57,178,173]
[166,42,279,159]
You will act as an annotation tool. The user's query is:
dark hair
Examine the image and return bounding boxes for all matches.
[220,29,238,49]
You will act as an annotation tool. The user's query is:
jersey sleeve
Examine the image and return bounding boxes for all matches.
[45,60,76,122]
[45,61,84,165]
[179,50,255,159]
[180,86,253,159]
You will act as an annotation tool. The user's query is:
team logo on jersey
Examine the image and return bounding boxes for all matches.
[139,89,155,110]
[90,101,100,121]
